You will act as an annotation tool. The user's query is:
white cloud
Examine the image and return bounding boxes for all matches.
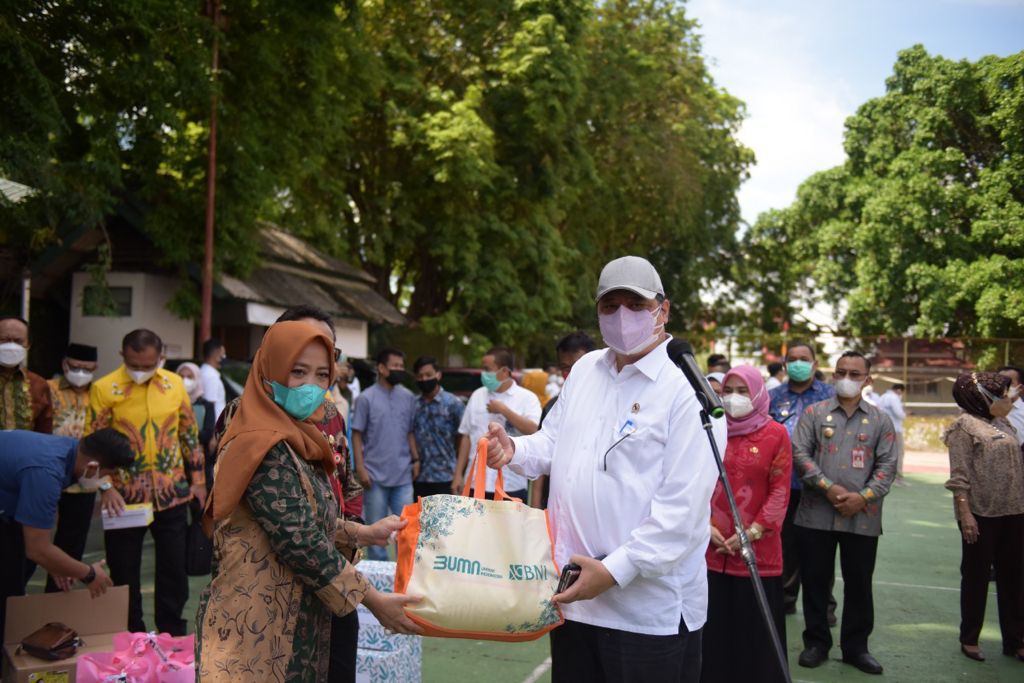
[689,0,857,224]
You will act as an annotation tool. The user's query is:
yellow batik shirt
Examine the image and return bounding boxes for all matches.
[86,367,205,511]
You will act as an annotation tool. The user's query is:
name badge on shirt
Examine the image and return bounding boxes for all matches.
[851,447,866,469]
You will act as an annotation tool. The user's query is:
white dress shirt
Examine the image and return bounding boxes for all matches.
[509,338,725,635]
[460,382,542,493]
[199,363,226,421]
[877,391,906,434]
[1007,398,1024,439]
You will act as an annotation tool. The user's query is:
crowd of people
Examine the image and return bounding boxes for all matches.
[1,253,1023,681]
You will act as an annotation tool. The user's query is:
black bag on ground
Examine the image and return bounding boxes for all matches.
[186,499,213,576]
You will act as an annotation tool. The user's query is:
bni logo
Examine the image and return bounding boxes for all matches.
[508,564,549,581]
[433,555,482,576]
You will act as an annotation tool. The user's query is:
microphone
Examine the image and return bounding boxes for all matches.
[667,339,725,418]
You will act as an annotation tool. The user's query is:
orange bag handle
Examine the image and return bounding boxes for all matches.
[462,438,519,502]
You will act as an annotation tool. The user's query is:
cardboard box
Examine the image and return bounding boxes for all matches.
[3,587,128,683]
[101,503,153,530]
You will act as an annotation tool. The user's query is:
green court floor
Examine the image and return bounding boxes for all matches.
[32,473,1023,682]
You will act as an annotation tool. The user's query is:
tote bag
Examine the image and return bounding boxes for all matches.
[394,439,563,641]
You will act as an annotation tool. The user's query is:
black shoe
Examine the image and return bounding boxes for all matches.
[798,646,829,668]
[842,652,883,674]
[784,602,797,615]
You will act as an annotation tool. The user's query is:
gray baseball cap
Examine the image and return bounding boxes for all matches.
[595,256,665,302]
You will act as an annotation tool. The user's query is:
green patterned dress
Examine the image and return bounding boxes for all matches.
[196,442,369,682]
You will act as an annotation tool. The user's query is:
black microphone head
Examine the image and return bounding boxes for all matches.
[667,339,694,366]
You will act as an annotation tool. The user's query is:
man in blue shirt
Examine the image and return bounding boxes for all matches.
[411,356,465,499]
[0,428,134,642]
[768,341,836,616]
[351,347,419,560]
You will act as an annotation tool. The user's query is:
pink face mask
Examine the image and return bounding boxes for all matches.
[599,305,663,355]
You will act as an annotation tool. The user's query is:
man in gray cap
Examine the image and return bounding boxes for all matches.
[486,256,724,682]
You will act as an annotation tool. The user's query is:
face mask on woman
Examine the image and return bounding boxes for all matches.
[265,381,325,421]
[722,393,755,418]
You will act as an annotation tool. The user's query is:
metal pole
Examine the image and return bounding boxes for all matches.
[902,337,909,388]
[200,0,220,342]
[20,269,30,323]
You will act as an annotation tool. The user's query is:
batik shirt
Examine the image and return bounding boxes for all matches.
[412,388,465,483]
[769,379,835,488]
[48,377,89,438]
[86,367,204,511]
[791,397,897,536]
[0,367,52,433]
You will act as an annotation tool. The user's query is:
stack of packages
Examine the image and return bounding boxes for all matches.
[356,560,422,683]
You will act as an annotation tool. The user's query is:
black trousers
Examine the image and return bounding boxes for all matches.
[0,518,29,644]
[327,609,360,683]
[550,618,702,683]
[959,513,1024,650]
[797,526,878,656]
[413,481,452,499]
[44,491,97,593]
[781,489,802,607]
[104,503,189,635]
[701,573,787,683]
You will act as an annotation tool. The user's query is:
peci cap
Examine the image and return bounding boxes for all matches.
[65,343,98,362]
[595,256,665,302]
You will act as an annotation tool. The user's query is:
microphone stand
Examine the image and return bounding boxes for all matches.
[699,403,792,683]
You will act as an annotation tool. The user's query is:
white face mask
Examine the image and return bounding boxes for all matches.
[77,461,103,491]
[65,369,94,387]
[183,377,198,395]
[722,393,755,418]
[0,342,27,368]
[128,368,156,385]
[835,377,865,398]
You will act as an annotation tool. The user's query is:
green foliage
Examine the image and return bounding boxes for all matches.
[3,0,751,357]
[744,46,1024,339]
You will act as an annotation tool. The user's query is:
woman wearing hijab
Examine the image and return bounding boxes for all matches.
[944,372,1024,663]
[701,365,792,683]
[177,362,216,482]
[196,322,422,682]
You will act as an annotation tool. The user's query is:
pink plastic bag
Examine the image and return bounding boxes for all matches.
[77,632,195,683]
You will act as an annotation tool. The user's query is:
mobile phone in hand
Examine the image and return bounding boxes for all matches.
[556,563,581,594]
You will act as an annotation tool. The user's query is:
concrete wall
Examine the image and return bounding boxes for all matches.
[69,271,195,375]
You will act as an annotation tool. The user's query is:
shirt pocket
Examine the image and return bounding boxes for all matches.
[597,420,667,499]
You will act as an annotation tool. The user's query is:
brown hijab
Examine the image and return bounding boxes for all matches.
[952,371,1010,420]
[205,321,336,528]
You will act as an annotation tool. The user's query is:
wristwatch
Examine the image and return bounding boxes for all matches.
[80,565,96,585]
[746,526,763,541]
[98,481,113,493]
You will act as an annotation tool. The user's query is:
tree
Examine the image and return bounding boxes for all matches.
[744,46,1024,340]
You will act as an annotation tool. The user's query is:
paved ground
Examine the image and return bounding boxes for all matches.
[28,450,1024,682]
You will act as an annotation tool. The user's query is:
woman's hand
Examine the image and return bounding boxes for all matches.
[359,515,407,547]
[709,525,727,549]
[960,512,980,544]
[362,588,424,635]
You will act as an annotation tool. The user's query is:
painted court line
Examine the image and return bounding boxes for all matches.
[522,656,552,683]
[837,578,959,593]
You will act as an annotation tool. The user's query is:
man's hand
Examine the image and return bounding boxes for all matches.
[834,491,867,517]
[450,473,463,495]
[87,560,113,598]
[486,400,508,416]
[356,466,372,489]
[826,484,849,506]
[191,483,207,509]
[360,515,408,547]
[411,461,421,481]
[362,589,424,635]
[960,512,980,544]
[51,575,74,592]
[553,555,616,604]
[485,422,514,469]
[100,488,127,516]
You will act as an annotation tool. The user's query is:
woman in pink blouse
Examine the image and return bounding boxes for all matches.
[701,364,793,683]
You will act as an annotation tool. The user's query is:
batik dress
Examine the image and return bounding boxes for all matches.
[196,441,370,682]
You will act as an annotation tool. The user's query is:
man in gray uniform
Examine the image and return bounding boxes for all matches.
[793,351,896,675]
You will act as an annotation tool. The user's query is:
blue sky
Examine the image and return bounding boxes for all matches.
[686,0,1024,225]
